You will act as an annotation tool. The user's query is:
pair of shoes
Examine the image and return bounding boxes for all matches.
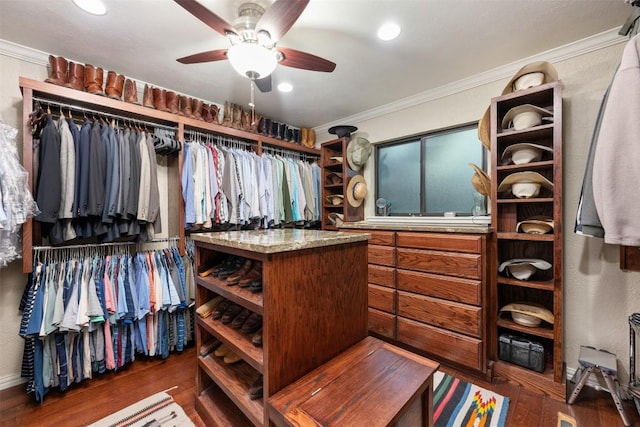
[231,309,251,329]
[211,299,231,320]
[217,256,244,280]
[241,313,262,334]
[249,375,263,400]
[238,262,262,288]
[249,278,263,293]
[227,259,254,285]
[196,296,224,318]
[251,328,263,347]
[221,304,243,324]
[224,352,242,364]
[199,339,222,357]
[214,343,230,357]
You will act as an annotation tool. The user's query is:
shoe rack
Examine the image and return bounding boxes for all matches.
[320,137,364,230]
[489,80,565,400]
[18,77,320,272]
[190,230,369,426]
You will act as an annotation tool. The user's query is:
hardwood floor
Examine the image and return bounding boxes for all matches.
[1,344,639,427]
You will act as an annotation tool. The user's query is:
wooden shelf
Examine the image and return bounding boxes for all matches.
[497,318,555,339]
[196,385,255,426]
[196,276,263,315]
[197,317,264,373]
[497,232,554,242]
[497,277,555,291]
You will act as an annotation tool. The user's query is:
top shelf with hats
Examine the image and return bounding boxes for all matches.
[489,74,564,399]
[320,128,370,230]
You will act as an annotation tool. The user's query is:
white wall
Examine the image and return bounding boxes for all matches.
[2,34,640,391]
[317,36,640,385]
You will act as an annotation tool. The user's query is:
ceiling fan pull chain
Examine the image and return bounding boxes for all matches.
[250,80,256,126]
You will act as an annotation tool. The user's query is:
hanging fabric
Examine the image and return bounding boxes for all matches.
[18,240,194,402]
[0,117,40,267]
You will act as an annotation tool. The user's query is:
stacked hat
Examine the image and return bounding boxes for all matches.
[498,258,551,281]
[497,171,553,199]
[501,143,553,165]
[478,61,559,149]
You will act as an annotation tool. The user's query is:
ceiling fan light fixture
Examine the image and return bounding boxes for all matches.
[228,42,278,80]
[72,0,107,15]
[377,22,401,41]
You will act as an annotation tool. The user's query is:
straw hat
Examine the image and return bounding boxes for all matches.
[326,194,344,205]
[501,104,553,131]
[497,171,553,198]
[477,61,558,148]
[501,143,553,165]
[500,302,554,327]
[346,175,367,207]
[516,215,554,234]
[469,163,491,196]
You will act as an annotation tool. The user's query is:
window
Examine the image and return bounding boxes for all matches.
[375,123,486,216]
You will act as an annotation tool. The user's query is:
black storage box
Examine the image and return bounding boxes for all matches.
[499,334,545,373]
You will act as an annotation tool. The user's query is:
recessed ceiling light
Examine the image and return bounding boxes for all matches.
[278,82,293,93]
[377,22,401,41]
[72,0,107,15]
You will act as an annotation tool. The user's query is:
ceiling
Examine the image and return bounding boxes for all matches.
[0,0,633,130]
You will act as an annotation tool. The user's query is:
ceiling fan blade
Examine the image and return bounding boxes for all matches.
[255,0,310,43]
[177,49,228,64]
[174,0,237,37]
[255,75,272,93]
[277,47,336,72]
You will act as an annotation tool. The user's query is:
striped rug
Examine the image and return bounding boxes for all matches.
[433,371,509,427]
[88,391,194,427]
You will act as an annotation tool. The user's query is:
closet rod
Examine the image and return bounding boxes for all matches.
[262,145,320,161]
[32,236,180,252]
[31,96,178,132]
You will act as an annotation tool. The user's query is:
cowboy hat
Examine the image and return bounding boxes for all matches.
[325,194,344,205]
[501,104,553,131]
[346,137,372,171]
[469,163,491,196]
[498,258,552,281]
[325,172,343,185]
[329,125,358,138]
[516,215,554,234]
[500,302,554,327]
[497,171,553,198]
[478,61,559,148]
[346,175,367,207]
[327,212,344,226]
[501,142,553,165]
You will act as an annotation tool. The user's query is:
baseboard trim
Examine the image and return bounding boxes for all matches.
[0,373,26,391]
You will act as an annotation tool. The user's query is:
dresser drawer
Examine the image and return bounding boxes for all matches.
[368,264,395,288]
[397,291,481,338]
[368,308,396,339]
[396,248,481,279]
[343,229,395,246]
[396,232,482,254]
[368,284,395,313]
[369,245,396,267]
[397,317,482,371]
[397,269,481,306]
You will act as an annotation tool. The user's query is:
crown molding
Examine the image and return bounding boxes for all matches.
[0,39,49,65]
[315,27,628,134]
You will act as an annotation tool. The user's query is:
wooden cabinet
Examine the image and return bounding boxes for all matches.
[345,227,491,375]
[18,77,320,273]
[320,138,364,230]
[191,230,368,426]
[490,80,564,400]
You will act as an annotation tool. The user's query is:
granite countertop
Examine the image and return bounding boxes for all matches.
[190,229,370,253]
[340,220,492,234]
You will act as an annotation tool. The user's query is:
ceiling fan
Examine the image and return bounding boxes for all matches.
[173,0,336,92]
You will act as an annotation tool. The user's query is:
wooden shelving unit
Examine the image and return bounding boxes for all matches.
[489,80,565,400]
[320,137,364,230]
[191,230,368,426]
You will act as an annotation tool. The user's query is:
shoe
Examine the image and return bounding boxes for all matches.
[217,257,244,280]
[192,99,204,120]
[143,84,154,108]
[214,344,230,357]
[238,262,262,288]
[166,91,179,114]
[64,62,84,91]
[241,313,263,334]
[123,79,140,104]
[223,351,242,364]
[153,88,169,112]
[211,299,231,320]
[210,104,220,124]
[249,375,263,400]
[45,55,68,86]
[231,309,251,329]
[221,304,243,324]
[249,278,263,293]
[105,71,125,100]
[222,101,231,127]
[84,64,105,95]
[199,339,222,357]
[251,328,263,347]
[195,295,224,318]
[227,259,254,285]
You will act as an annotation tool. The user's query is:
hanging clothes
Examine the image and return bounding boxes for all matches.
[589,33,640,245]
[18,245,194,402]
[0,118,39,267]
